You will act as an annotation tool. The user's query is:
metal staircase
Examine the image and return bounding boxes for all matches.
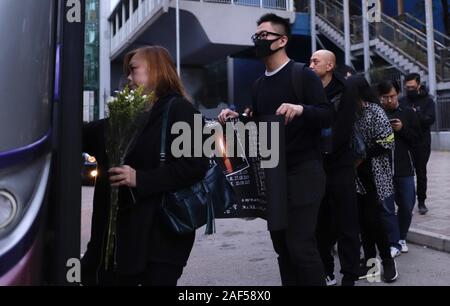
[314,0,450,88]
[394,12,450,48]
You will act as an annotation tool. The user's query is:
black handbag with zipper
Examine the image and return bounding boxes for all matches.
[159,98,236,235]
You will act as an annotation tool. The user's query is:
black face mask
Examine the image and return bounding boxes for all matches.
[254,37,283,58]
[407,89,419,99]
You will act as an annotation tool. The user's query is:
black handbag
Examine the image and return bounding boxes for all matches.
[159,98,236,235]
[351,123,367,161]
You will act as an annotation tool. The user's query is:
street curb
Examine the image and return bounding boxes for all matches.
[408,227,450,253]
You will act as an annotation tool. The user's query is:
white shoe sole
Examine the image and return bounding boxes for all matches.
[358,270,381,280]
[399,241,408,253]
[391,251,401,258]
[326,277,337,286]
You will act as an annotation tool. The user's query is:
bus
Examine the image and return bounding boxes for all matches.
[0,0,85,285]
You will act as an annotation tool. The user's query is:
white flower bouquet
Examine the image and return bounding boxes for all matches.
[104,86,154,269]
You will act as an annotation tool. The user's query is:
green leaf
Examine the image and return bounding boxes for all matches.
[103,85,155,269]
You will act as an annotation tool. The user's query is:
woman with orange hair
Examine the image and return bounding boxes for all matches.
[82,46,209,285]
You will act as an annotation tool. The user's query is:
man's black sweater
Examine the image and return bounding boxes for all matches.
[252,61,333,168]
[385,106,422,177]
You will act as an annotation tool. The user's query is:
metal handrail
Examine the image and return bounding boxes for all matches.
[319,0,429,48]
[397,21,447,50]
[316,0,450,81]
[396,13,450,47]
[315,0,345,35]
[343,0,434,50]
[323,0,449,47]
[376,12,449,80]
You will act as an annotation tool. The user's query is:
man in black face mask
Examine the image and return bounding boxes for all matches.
[399,73,436,215]
[219,13,332,286]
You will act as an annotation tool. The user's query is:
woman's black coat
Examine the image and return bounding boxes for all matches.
[81,94,209,280]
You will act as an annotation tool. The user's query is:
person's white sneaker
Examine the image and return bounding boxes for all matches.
[325,274,337,286]
[390,246,401,258]
[399,240,408,253]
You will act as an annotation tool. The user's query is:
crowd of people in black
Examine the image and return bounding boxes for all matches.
[81,13,436,286]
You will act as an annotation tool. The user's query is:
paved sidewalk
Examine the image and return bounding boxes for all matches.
[81,151,450,255]
[408,151,450,253]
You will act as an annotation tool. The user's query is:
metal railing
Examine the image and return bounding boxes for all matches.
[368,66,404,90]
[316,0,345,36]
[395,13,450,48]
[186,0,290,10]
[315,0,368,45]
[111,0,166,54]
[372,12,429,70]
[434,94,450,132]
[315,0,450,82]
[378,15,450,81]
[394,12,450,81]
[110,0,293,55]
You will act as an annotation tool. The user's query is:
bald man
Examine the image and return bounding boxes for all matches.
[310,50,337,88]
[310,50,361,286]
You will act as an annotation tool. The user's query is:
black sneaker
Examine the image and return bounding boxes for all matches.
[418,202,429,215]
[382,259,398,283]
[341,276,355,286]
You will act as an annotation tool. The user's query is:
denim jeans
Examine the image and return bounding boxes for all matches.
[394,176,416,240]
[380,194,401,250]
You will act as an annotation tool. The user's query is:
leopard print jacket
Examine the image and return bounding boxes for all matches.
[356,102,395,202]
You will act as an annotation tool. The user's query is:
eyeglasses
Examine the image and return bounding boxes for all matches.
[405,86,419,91]
[251,31,283,42]
[381,95,398,102]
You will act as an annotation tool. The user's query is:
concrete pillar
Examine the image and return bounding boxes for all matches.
[129,0,133,20]
[176,0,180,76]
[227,57,234,104]
[310,0,317,54]
[115,12,119,34]
[397,0,404,15]
[344,0,351,65]
[99,0,111,119]
[122,3,126,26]
[425,0,438,129]
[362,0,370,82]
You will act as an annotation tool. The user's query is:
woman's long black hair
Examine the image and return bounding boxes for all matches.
[347,75,380,116]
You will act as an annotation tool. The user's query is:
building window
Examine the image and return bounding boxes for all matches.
[84,0,100,120]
